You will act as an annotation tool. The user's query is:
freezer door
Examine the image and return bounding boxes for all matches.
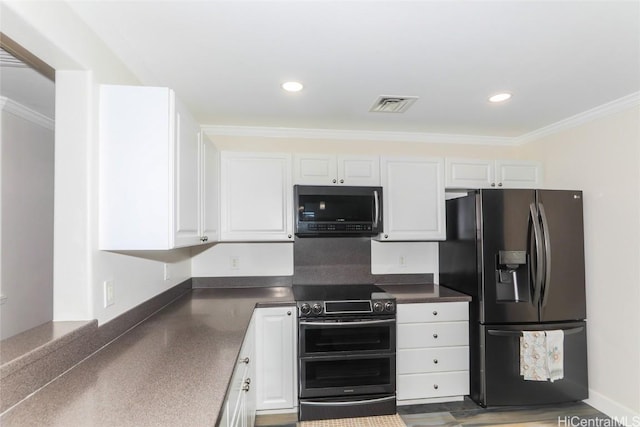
[478,322,588,407]
[480,190,539,323]
[536,190,586,322]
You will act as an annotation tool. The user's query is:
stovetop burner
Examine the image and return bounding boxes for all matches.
[292,284,395,317]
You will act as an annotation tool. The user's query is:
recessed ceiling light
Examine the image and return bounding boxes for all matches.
[282,81,303,92]
[489,92,512,103]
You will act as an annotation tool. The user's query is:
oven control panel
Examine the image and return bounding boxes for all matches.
[297,298,396,317]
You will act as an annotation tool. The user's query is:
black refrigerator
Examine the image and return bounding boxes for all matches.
[440,189,588,407]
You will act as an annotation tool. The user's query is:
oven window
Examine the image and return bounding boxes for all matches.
[302,357,393,391]
[301,323,392,354]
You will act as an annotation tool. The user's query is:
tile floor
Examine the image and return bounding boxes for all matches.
[255,399,619,427]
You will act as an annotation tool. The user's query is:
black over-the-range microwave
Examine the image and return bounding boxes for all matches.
[294,185,383,237]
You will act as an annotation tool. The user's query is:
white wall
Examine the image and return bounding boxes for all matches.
[0,99,55,339]
[520,106,640,420]
[1,1,191,325]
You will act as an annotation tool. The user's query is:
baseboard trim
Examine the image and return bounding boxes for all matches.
[585,389,640,426]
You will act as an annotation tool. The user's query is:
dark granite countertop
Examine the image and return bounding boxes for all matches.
[0,283,469,426]
[0,287,294,427]
[378,283,472,303]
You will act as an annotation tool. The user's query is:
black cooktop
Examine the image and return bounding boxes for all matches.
[292,284,391,301]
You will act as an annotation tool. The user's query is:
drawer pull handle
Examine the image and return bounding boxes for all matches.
[433,384,439,390]
[433,311,438,316]
[242,384,250,392]
[433,359,438,364]
[433,333,438,339]
[240,357,250,364]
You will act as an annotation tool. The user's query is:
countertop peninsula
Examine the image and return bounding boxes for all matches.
[0,284,469,426]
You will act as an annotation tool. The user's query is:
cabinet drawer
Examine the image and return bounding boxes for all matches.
[397,346,469,374]
[397,302,468,323]
[397,371,469,400]
[398,322,468,348]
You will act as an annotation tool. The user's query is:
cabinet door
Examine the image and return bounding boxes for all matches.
[220,152,293,241]
[200,133,219,243]
[293,153,337,185]
[173,98,201,247]
[379,157,445,241]
[495,160,543,188]
[254,306,296,411]
[99,85,172,250]
[337,155,380,185]
[243,316,256,427]
[445,158,494,189]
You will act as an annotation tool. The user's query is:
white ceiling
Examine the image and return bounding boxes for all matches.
[63,1,640,139]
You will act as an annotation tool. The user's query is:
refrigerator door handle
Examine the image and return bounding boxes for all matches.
[487,326,584,337]
[539,203,552,308]
[529,203,544,306]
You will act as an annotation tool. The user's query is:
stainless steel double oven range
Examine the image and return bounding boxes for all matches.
[293,284,397,421]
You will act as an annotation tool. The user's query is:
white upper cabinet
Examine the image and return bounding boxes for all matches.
[99,85,209,250]
[293,154,380,186]
[377,157,446,241]
[200,132,219,243]
[220,152,293,241]
[494,160,543,188]
[445,158,543,189]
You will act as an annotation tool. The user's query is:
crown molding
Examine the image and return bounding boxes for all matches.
[203,92,640,147]
[515,92,640,145]
[201,125,516,146]
[0,96,54,130]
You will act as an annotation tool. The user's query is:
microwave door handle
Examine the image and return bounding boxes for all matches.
[373,190,380,228]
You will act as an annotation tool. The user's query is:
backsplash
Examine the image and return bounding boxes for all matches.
[294,237,373,285]
[191,238,439,284]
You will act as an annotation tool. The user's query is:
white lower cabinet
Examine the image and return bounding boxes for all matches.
[396,302,470,404]
[219,316,256,427]
[254,306,297,413]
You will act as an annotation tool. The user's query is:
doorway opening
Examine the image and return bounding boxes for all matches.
[0,32,55,340]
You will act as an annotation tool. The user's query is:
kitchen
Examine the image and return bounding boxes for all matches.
[1,1,639,426]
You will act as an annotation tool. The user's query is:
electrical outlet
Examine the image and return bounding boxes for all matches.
[230,256,240,270]
[163,263,170,281]
[104,280,115,308]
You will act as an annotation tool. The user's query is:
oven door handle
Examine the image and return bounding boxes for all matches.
[299,318,396,326]
[302,395,396,406]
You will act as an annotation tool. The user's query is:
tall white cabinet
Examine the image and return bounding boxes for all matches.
[377,157,446,241]
[219,152,293,241]
[99,85,214,250]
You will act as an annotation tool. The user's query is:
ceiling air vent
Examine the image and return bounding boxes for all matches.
[369,95,418,113]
